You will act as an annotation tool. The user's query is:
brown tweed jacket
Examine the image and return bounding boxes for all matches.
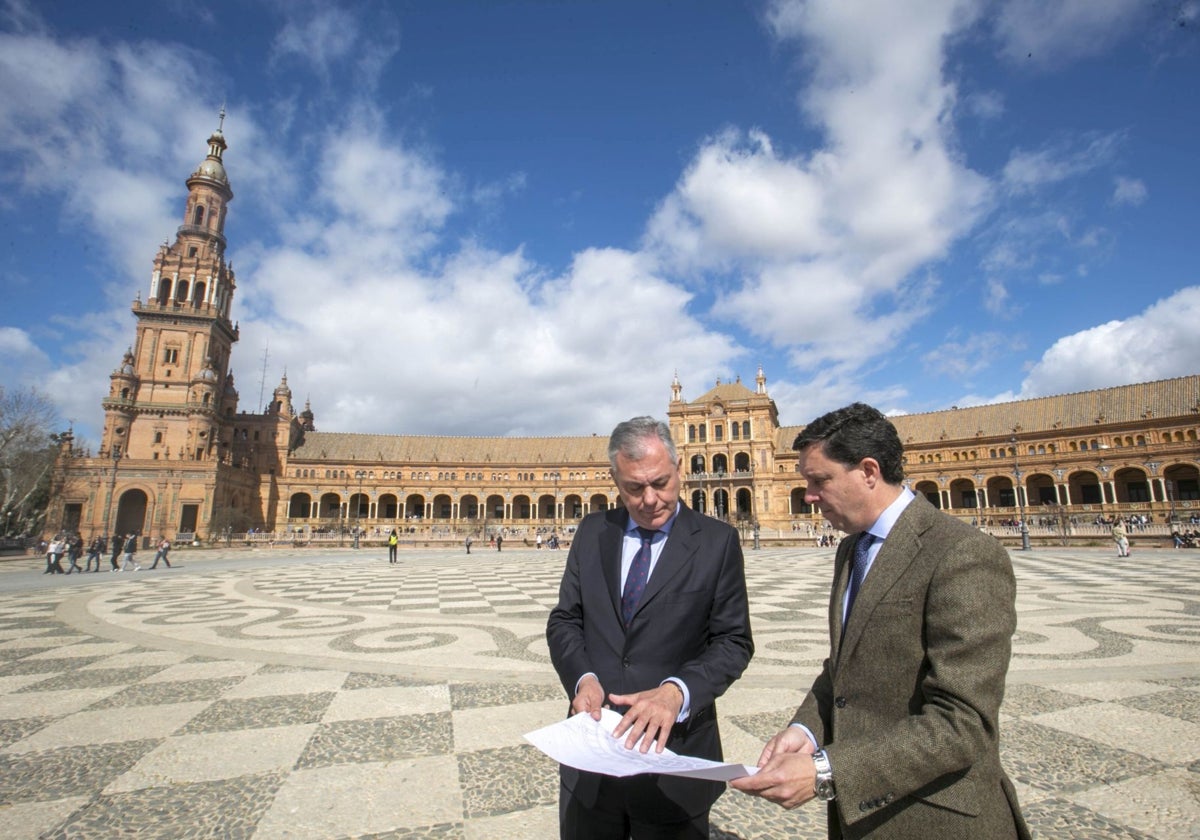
[793,494,1031,839]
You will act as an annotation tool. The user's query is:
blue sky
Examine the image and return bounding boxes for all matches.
[2,0,1198,445]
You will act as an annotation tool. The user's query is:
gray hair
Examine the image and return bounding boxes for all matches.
[607,416,677,468]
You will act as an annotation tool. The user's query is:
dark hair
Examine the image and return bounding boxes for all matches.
[792,402,905,484]
[608,416,677,468]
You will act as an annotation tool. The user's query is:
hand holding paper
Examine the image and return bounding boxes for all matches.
[525,709,758,782]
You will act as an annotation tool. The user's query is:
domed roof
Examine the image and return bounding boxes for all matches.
[114,349,136,376]
[193,358,218,382]
[192,156,227,185]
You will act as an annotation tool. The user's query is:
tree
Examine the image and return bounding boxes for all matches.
[0,386,60,537]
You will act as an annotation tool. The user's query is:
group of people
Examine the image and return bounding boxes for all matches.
[546,407,1029,839]
[42,533,173,574]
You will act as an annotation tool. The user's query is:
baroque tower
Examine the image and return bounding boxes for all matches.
[100,111,240,462]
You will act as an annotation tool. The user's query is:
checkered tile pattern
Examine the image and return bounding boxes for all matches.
[0,546,1196,838]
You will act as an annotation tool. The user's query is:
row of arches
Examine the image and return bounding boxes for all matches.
[287,492,614,522]
[686,421,753,443]
[688,452,752,475]
[787,464,1200,514]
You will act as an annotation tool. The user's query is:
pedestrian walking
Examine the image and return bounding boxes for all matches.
[44,536,66,574]
[85,536,105,572]
[388,529,399,563]
[121,533,141,571]
[465,535,472,554]
[149,536,172,569]
[109,536,123,571]
[64,536,84,574]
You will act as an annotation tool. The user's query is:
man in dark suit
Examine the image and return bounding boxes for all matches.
[732,403,1029,839]
[547,416,754,839]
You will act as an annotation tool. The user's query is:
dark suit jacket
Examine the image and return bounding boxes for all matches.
[546,503,754,819]
[793,495,1030,839]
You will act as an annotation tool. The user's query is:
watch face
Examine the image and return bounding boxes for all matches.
[816,779,835,801]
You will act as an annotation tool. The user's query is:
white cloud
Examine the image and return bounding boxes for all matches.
[992,0,1147,66]
[1020,286,1200,396]
[648,0,989,377]
[922,330,1013,379]
[1112,176,1148,207]
[1002,133,1123,194]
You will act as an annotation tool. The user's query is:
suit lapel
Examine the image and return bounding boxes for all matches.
[623,503,698,625]
[601,509,629,625]
[836,498,929,662]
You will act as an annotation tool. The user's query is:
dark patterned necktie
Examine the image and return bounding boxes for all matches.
[843,532,875,625]
[621,528,657,626]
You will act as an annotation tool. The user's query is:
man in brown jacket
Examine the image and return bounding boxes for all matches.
[733,403,1028,839]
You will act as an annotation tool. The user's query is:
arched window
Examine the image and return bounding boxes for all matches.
[193,205,205,226]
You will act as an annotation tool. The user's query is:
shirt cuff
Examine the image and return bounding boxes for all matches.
[663,678,691,722]
[789,722,820,750]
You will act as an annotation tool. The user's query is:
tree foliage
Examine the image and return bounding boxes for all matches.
[0,386,60,537]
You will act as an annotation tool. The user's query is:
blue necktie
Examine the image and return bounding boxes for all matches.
[621,528,657,626]
[844,532,875,625]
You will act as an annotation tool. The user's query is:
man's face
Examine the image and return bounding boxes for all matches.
[611,436,681,530]
[798,444,873,534]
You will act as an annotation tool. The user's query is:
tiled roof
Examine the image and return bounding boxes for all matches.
[293,375,1200,465]
[291,432,609,465]
[691,380,759,405]
[776,374,1200,450]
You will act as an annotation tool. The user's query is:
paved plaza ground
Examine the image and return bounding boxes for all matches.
[0,543,1196,839]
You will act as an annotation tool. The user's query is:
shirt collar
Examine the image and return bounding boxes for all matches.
[865,487,915,540]
[626,501,680,538]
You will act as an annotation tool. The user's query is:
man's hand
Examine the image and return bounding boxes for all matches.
[729,727,818,809]
[607,683,684,753]
[571,674,605,720]
[756,725,815,765]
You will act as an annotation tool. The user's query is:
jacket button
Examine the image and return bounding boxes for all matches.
[835,696,847,708]
[622,657,630,668]
[859,801,869,812]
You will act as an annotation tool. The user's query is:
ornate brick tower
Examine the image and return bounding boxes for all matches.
[99,111,240,462]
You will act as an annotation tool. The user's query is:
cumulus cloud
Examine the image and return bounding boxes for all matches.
[648,0,989,374]
[1020,287,1200,396]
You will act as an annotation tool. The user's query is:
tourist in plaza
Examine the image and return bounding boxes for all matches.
[84,535,106,572]
[44,535,66,574]
[495,533,502,552]
[1112,519,1131,557]
[388,528,399,563]
[732,403,1028,839]
[149,536,171,569]
[547,416,754,839]
[64,535,83,574]
[109,535,122,571]
[120,532,141,571]
[464,534,472,554]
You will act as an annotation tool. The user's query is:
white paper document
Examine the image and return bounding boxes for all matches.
[524,709,758,782]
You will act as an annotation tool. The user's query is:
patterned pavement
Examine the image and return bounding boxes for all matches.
[0,545,1196,839]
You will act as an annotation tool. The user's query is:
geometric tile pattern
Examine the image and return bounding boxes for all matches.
[0,546,1196,839]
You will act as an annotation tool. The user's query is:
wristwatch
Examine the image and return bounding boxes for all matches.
[812,749,836,801]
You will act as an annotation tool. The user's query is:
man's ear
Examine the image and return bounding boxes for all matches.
[859,457,883,488]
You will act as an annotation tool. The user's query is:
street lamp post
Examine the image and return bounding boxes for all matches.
[1011,436,1031,550]
[353,470,366,548]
